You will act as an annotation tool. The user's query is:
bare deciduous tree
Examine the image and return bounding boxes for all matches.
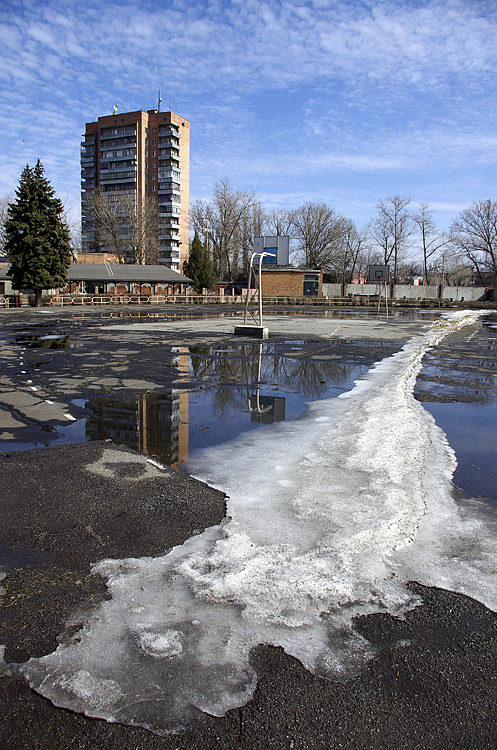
[237,198,266,278]
[412,203,450,284]
[191,179,258,279]
[450,199,497,285]
[327,220,369,284]
[86,190,159,264]
[264,208,293,238]
[128,195,159,265]
[289,202,349,269]
[373,196,413,283]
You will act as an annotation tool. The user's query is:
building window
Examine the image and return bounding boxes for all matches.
[152,184,156,191]
[151,139,155,145]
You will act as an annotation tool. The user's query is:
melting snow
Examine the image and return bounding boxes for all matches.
[7,311,497,734]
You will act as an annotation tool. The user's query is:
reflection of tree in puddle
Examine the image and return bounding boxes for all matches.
[84,343,361,466]
[189,341,356,418]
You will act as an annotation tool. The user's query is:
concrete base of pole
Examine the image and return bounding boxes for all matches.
[233,325,269,339]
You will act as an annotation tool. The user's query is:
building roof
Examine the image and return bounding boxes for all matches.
[0,263,191,285]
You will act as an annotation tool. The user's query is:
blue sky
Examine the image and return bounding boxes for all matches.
[1,0,496,235]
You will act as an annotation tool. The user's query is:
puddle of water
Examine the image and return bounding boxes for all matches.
[424,401,497,503]
[1,419,88,454]
[68,308,441,323]
[417,312,497,504]
[1,339,396,466]
[0,542,47,569]
[15,334,72,349]
[83,340,380,467]
[4,316,496,508]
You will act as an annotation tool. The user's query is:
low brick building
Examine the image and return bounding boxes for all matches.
[260,267,323,297]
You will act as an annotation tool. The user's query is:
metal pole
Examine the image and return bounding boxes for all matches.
[243,254,256,325]
[258,253,263,325]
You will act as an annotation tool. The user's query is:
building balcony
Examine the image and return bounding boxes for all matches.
[99,152,136,162]
[158,138,180,148]
[99,179,137,188]
[100,128,136,140]
[158,170,181,182]
[158,198,181,208]
[158,178,180,188]
[159,217,180,227]
[159,127,180,137]
[100,167,136,177]
[159,234,181,243]
[101,183,137,194]
[159,152,180,163]
[158,190,181,201]
[160,246,181,260]
[158,208,181,217]
[99,139,137,150]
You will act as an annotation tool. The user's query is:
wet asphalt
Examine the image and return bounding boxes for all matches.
[1,304,497,749]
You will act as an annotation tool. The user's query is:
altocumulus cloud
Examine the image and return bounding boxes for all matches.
[0,0,496,229]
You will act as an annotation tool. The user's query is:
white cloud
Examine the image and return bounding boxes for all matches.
[0,0,495,232]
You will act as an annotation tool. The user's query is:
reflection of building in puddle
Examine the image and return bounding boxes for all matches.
[86,391,187,468]
[86,349,189,468]
[249,394,285,424]
[247,343,285,424]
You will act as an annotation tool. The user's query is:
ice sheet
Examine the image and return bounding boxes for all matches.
[9,310,497,734]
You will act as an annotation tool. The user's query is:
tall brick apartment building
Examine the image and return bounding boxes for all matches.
[81,108,190,271]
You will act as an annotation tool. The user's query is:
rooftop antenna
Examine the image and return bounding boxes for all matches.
[158,89,162,112]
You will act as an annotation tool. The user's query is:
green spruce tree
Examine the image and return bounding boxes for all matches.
[5,160,72,306]
[184,232,217,293]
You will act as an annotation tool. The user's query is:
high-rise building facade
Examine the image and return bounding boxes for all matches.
[81,109,190,271]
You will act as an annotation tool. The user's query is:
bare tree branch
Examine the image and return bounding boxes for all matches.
[450,199,497,285]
